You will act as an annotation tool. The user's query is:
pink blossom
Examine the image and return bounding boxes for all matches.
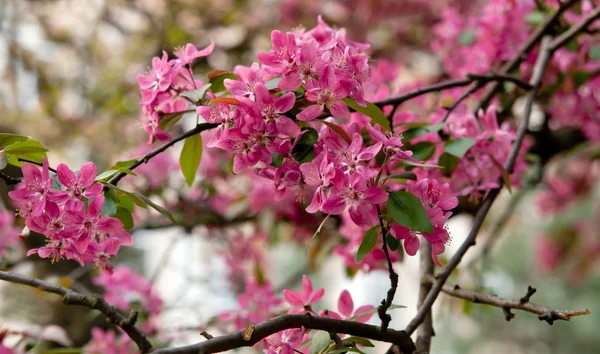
[282,275,324,313]
[297,66,353,121]
[264,328,305,354]
[8,158,52,216]
[321,290,375,322]
[174,42,215,66]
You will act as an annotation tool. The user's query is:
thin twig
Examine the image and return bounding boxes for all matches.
[404,36,554,336]
[17,158,58,174]
[0,270,153,353]
[375,205,398,332]
[440,82,485,123]
[425,275,590,324]
[151,313,416,354]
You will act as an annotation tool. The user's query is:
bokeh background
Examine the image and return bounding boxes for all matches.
[0,0,598,353]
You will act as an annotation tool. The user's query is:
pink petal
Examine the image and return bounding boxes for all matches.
[362,187,388,204]
[83,183,103,199]
[329,100,350,120]
[337,290,354,318]
[88,196,104,218]
[321,194,347,215]
[97,216,124,234]
[353,305,375,322]
[301,275,313,296]
[300,163,321,187]
[278,73,302,91]
[275,116,301,138]
[254,83,273,107]
[357,142,383,161]
[77,162,97,187]
[307,287,325,304]
[282,289,304,307]
[404,234,421,256]
[57,164,76,187]
[297,104,324,121]
[275,92,296,113]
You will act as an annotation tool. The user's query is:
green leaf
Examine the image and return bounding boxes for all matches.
[408,142,436,161]
[525,11,545,25]
[39,349,83,354]
[401,123,446,141]
[311,331,333,354]
[438,152,459,177]
[444,138,475,158]
[387,191,434,233]
[107,159,137,171]
[208,71,238,93]
[136,193,177,224]
[342,337,375,348]
[348,304,406,321]
[400,160,442,169]
[342,98,390,131]
[292,128,319,163]
[118,194,135,213]
[101,182,147,208]
[0,133,29,149]
[589,44,600,61]
[320,120,352,144]
[459,29,476,46]
[3,139,48,154]
[4,139,48,167]
[356,225,380,261]
[101,191,118,216]
[386,234,400,251]
[180,134,203,187]
[159,112,184,131]
[95,168,137,181]
[115,207,134,229]
[271,153,284,168]
[180,83,212,101]
[265,78,282,90]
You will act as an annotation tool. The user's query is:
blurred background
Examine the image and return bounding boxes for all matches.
[0,0,598,353]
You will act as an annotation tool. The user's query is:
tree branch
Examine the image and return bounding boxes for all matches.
[425,276,591,324]
[107,122,219,186]
[404,36,554,336]
[151,313,416,354]
[0,270,153,353]
[0,171,21,185]
[415,242,434,353]
[375,205,398,332]
[549,6,600,52]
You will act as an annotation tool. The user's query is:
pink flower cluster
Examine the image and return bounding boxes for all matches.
[93,265,163,332]
[391,179,458,266]
[137,42,215,142]
[8,159,131,273]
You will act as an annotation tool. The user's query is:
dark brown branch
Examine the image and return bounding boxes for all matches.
[107,122,219,186]
[549,6,600,52]
[440,82,485,123]
[415,242,434,353]
[475,0,580,111]
[375,205,398,332]
[151,313,416,354]
[17,158,58,173]
[0,171,21,185]
[0,270,153,353]
[425,275,590,324]
[404,36,554,336]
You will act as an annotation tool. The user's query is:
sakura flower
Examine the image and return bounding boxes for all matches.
[320,290,375,323]
[174,41,215,66]
[8,158,52,216]
[282,275,324,313]
[264,328,305,354]
[297,66,354,121]
[258,30,297,75]
[251,83,299,138]
[300,152,337,213]
[137,51,173,105]
[321,172,386,227]
[55,162,103,211]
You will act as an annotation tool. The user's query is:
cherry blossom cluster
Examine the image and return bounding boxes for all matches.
[8,159,131,273]
[137,42,215,143]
